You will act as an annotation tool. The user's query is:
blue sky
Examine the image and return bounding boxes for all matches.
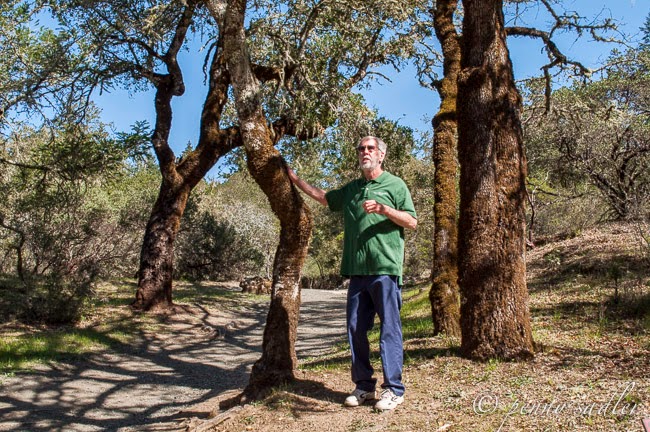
[359,0,649,133]
[94,0,649,177]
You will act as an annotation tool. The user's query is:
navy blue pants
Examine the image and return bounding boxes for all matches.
[347,275,404,396]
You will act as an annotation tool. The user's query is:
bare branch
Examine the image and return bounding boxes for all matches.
[506,26,591,76]
[0,157,50,172]
[149,2,199,178]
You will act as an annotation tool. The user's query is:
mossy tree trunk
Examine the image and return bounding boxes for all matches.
[429,0,461,338]
[134,179,190,311]
[220,0,313,396]
[132,4,240,311]
[456,0,534,360]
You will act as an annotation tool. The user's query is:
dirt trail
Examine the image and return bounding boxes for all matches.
[0,289,348,432]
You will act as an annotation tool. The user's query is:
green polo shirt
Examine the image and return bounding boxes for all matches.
[325,171,416,284]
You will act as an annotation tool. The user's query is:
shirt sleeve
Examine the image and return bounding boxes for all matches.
[325,185,346,212]
[397,181,417,219]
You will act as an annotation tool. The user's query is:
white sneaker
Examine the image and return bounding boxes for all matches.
[374,389,404,411]
[344,388,376,407]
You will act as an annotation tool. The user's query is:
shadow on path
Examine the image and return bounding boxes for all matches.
[0,289,347,432]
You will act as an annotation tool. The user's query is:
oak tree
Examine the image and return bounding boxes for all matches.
[419,0,617,338]
[456,0,534,360]
[211,0,422,394]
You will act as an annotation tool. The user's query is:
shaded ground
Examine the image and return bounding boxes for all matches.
[0,288,348,431]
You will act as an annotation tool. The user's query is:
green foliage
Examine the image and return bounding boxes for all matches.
[400,133,435,280]
[0,115,158,324]
[6,271,96,324]
[246,0,424,135]
[523,37,650,237]
[0,1,98,130]
[48,0,193,94]
[176,211,265,281]
[175,173,280,281]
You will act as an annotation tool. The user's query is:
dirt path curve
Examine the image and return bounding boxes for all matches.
[0,289,348,432]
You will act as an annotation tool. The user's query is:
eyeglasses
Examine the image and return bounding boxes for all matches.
[356,145,377,153]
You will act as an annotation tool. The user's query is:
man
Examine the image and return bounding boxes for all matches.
[286,136,417,411]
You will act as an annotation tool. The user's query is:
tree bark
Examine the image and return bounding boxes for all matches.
[456,0,534,360]
[429,0,461,338]
[220,0,313,396]
[132,71,184,311]
[132,5,239,311]
[134,180,190,311]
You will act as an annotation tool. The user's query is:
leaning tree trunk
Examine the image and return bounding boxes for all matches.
[429,0,461,338]
[456,0,534,360]
[221,0,313,397]
[132,73,185,312]
[245,152,313,395]
[132,1,237,311]
[133,180,191,311]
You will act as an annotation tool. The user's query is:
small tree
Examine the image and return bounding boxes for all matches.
[175,176,278,281]
[0,114,149,323]
[524,44,650,222]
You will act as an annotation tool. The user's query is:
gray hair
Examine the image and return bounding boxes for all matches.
[358,136,387,153]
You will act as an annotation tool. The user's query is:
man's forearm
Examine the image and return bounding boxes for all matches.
[287,167,328,206]
[363,200,417,230]
[294,177,328,206]
[383,206,418,230]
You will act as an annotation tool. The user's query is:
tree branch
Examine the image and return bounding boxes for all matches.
[506,1,618,112]
[506,26,591,76]
[0,157,50,172]
[270,117,324,144]
[150,3,198,179]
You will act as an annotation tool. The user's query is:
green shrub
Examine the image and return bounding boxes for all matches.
[0,263,97,325]
[175,212,265,281]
